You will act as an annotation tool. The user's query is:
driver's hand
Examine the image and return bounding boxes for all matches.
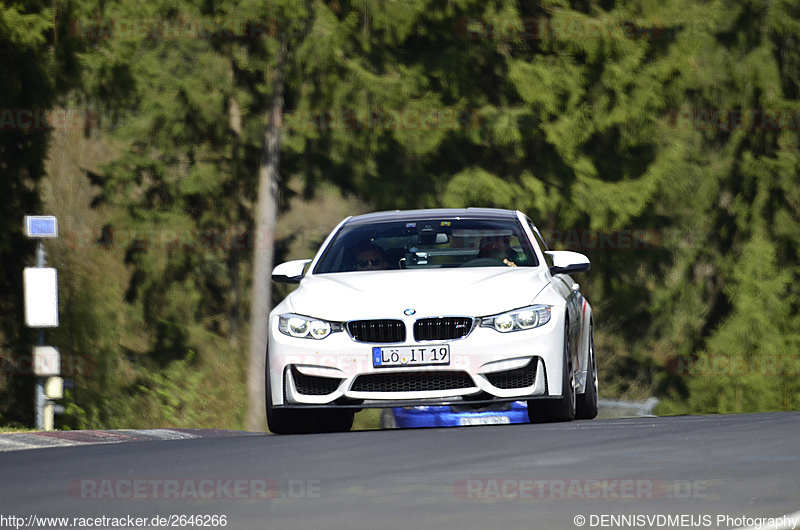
[503,259,517,267]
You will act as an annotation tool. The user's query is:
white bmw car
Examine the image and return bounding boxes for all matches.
[267,208,597,433]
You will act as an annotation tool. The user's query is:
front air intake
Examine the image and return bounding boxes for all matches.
[485,358,538,389]
[414,317,474,341]
[351,371,476,392]
[347,319,406,343]
[291,368,342,395]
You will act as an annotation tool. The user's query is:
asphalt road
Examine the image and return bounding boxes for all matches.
[1,413,799,530]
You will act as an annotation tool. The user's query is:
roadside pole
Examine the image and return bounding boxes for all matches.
[23,216,61,431]
[36,240,45,430]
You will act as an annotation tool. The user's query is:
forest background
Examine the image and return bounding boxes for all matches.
[2,0,799,431]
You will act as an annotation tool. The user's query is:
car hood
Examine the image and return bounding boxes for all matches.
[285,267,552,320]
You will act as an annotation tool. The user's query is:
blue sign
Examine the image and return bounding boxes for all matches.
[25,216,58,238]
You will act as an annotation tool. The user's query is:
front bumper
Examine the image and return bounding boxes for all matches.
[267,311,566,408]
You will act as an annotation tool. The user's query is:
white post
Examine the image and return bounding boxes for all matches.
[23,216,60,431]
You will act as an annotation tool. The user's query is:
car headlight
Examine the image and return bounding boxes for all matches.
[278,314,343,340]
[480,305,551,333]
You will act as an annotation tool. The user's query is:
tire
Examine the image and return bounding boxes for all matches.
[310,410,355,433]
[527,321,576,423]
[576,327,598,420]
[265,366,309,434]
[267,406,353,434]
[266,361,353,434]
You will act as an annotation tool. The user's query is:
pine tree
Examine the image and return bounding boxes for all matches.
[652,0,800,413]
[0,1,78,425]
[685,230,800,412]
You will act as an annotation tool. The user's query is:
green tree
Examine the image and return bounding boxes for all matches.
[0,1,79,425]
[653,0,800,412]
[678,230,800,412]
[61,0,260,428]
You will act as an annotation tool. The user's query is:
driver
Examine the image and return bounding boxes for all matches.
[355,244,389,271]
[478,235,518,267]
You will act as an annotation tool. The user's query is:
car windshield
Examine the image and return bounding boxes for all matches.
[313,217,539,273]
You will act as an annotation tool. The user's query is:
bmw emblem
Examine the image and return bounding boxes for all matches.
[404,308,416,316]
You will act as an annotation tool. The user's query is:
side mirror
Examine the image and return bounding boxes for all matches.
[272,259,312,284]
[546,251,590,275]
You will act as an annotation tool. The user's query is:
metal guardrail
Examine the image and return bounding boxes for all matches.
[597,397,659,418]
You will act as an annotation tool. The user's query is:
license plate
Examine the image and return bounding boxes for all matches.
[459,416,511,426]
[372,345,450,368]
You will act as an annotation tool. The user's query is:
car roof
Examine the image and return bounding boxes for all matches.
[343,208,522,227]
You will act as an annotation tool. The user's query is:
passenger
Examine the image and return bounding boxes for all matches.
[478,235,518,267]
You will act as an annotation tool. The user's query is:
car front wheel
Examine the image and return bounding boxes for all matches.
[576,326,598,420]
[266,363,353,434]
[527,322,576,423]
